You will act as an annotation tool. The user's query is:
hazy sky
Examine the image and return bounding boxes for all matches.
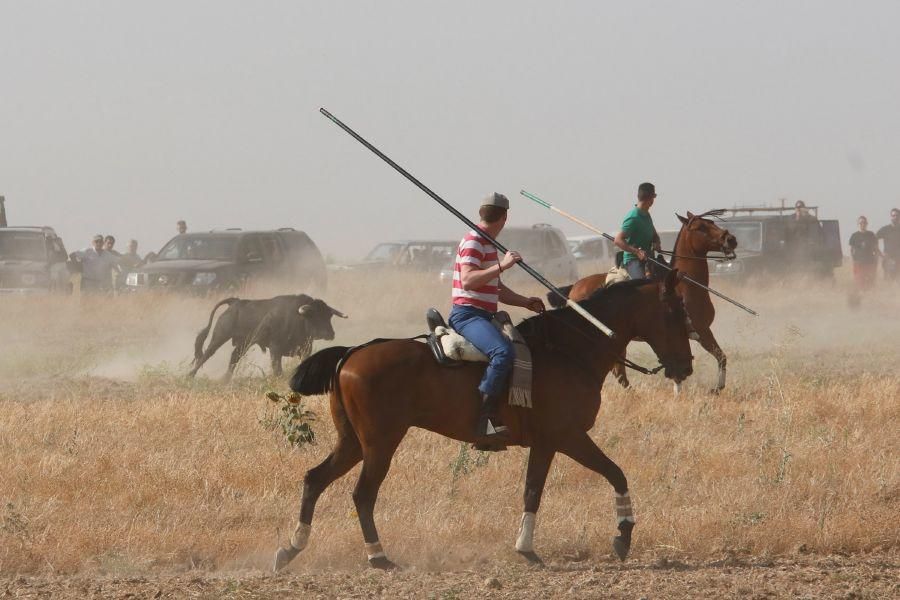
[2,1,899,259]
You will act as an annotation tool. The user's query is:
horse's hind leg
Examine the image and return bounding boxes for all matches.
[558,432,635,561]
[273,433,362,571]
[353,434,405,569]
[516,445,555,565]
[697,328,727,393]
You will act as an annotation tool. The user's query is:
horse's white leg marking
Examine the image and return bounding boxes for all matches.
[615,491,635,524]
[515,512,536,553]
[673,381,682,396]
[716,348,727,390]
[290,522,311,551]
[365,541,386,560]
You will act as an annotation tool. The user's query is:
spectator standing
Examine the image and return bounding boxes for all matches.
[104,235,122,257]
[849,216,880,290]
[876,208,900,282]
[176,220,187,235]
[791,200,817,222]
[70,235,120,293]
[0,196,6,227]
[117,239,143,289]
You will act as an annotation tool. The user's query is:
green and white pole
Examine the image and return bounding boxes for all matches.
[520,190,758,316]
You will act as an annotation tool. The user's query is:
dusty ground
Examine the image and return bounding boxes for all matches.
[1,269,898,598]
[2,555,897,599]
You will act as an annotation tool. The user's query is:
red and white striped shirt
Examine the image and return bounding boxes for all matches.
[452,230,500,313]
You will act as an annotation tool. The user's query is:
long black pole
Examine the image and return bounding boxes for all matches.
[319,108,614,337]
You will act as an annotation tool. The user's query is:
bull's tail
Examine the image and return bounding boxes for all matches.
[289,345,350,395]
[547,284,574,309]
[193,297,238,365]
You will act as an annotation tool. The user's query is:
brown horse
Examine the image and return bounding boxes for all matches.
[272,270,693,571]
[561,211,736,392]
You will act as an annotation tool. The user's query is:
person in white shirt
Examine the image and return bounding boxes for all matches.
[70,235,120,293]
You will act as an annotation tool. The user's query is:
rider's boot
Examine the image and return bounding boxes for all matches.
[473,392,509,452]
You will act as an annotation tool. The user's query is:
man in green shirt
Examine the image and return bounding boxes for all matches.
[614,182,660,280]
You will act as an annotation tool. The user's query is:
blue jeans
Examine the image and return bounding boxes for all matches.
[624,259,647,280]
[448,304,514,397]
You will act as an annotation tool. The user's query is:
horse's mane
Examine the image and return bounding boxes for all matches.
[517,279,656,336]
[695,208,727,219]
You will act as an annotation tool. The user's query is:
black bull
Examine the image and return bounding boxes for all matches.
[188,294,347,380]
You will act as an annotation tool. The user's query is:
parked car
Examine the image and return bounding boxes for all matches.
[124,228,326,293]
[440,224,579,285]
[342,240,458,273]
[568,234,617,273]
[0,226,72,294]
[710,204,842,280]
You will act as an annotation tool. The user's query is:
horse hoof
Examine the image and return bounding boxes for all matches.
[369,556,398,570]
[616,378,630,389]
[709,387,722,395]
[517,550,544,566]
[273,545,300,572]
[612,536,631,561]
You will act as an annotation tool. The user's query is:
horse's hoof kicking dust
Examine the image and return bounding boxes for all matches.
[517,550,544,566]
[273,546,300,572]
[368,556,399,570]
[612,536,631,561]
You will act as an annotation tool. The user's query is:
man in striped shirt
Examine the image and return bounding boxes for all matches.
[448,193,545,449]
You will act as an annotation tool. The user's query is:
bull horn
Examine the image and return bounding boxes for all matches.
[330,307,348,319]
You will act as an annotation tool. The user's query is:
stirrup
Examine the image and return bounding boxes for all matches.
[485,419,509,435]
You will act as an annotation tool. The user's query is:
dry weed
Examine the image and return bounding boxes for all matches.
[0,268,897,574]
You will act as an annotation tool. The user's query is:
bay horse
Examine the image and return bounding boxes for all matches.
[559,211,736,392]
[273,270,693,571]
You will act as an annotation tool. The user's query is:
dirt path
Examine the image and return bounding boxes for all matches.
[3,555,896,599]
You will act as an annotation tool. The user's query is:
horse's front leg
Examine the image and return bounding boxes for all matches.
[516,445,555,565]
[697,328,727,393]
[353,432,406,569]
[558,432,634,560]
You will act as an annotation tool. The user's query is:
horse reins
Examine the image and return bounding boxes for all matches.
[657,249,732,262]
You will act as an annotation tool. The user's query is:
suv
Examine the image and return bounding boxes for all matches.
[440,224,579,285]
[0,227,72,294]
[125,228,327,293]
[710,204,842,280]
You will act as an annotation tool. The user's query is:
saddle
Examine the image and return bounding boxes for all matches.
[425,308,533,408]
[425,308,477,367]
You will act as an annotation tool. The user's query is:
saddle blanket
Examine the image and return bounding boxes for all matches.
[605,265,630,286]
[433,311,532,408]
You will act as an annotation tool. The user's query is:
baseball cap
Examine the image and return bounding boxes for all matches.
[480,193,510,209]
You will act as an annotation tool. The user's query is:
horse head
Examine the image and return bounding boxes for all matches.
[676,211,737,259]
[633,269,694,383]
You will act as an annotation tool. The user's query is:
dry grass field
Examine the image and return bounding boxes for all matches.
[1,269,898,598]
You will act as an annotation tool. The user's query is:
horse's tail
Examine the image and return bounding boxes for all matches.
[547,284,574,309]
[289,338,396,395]
[193,297,238,365]
[289,345,351,395]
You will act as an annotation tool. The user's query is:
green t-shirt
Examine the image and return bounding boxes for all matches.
[621,206,656,265]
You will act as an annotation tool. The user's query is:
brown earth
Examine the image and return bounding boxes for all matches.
[2,555,897,599]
